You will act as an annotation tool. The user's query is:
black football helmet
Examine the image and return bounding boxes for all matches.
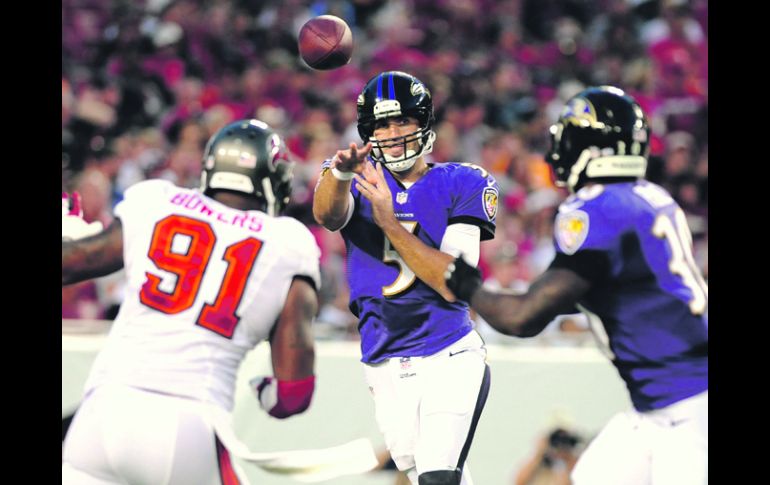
[200,119,293,216]
[546,86,650,192]
[357,71,436,172]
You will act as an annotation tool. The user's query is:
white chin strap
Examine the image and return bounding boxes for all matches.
[261,177,277,217]
[377,130,436,173]
[382,149,418,172]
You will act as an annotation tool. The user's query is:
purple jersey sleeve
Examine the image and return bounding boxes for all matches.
[447,164,498,240]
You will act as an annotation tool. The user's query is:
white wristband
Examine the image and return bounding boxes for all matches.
[331,167,355,181]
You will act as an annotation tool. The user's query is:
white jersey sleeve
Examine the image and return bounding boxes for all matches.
[274,216,322,291]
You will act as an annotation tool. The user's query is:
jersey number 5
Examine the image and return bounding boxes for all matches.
[652,208,708,315]
[382,221,418,296]
[139,215,263,338]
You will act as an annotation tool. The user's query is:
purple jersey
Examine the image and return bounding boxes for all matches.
[553,181,708,411]
[326,160,498,363]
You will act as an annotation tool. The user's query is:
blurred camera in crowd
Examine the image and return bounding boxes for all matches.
[548,428,581,451]
[541,427,583,470]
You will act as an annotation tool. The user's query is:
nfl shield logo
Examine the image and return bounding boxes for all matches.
[396,192,408,204]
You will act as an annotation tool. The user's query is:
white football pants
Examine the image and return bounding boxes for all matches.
[572,390,708,485]
[62,384,247,485]
[363,330,490,485]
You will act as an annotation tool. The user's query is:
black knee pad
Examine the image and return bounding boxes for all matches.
[418,469,461,485]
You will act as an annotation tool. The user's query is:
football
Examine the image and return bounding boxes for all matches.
[298,15,353,70]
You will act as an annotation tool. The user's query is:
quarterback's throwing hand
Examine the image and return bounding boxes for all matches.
[333,142,373,174]
[445,257,482,303]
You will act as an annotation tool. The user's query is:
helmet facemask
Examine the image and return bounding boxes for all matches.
[368,123,436,172]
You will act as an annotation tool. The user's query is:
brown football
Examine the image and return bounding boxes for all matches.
[298,15,353,70]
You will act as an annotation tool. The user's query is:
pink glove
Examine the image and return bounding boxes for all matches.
[250,375,315,419]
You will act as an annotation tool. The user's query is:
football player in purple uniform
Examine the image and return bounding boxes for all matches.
[313,71,499,485]
[446,86,708,485]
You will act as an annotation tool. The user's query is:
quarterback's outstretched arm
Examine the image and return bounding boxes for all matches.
[62,219,125,286]
[312,142,372,231]
[447,257,592,337]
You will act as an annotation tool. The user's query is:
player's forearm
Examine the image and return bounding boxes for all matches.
[62,241,90,285]
[271,306,316,380]
[62,220,125,286]
[380,219,456,301]
[470,288,543,336]
[271,278,318,380]
[312,173,352,231]
[471,269,587,337]
[62,244,123,285]
[272,339,315,381]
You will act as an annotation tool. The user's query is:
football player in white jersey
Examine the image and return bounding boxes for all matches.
[62,119,321,485]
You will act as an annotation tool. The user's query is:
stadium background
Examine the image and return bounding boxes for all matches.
[62,0,707,482]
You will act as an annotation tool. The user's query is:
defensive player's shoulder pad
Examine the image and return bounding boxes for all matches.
[274,216,322,290]
[122,179,175,202]
[115,179,176,219]
[274,217,321,259]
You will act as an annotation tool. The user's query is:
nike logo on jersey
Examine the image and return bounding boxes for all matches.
[669,418,690,427]
[449,348,471,357]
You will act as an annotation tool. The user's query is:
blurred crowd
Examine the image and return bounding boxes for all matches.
[62,0,708,342]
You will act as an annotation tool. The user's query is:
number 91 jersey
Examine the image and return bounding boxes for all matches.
[84,180,321,411]
[552,180,708,412]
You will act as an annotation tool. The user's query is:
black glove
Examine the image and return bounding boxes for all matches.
[445,257,482,303]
